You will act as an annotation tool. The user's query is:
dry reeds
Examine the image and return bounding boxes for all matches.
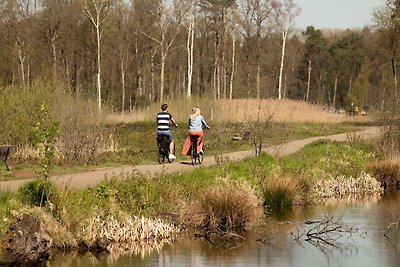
[312,172,383,199]
[80,213,180,252]
[366,159,400,187]
[180,179,263,230]
[107,98,374,124]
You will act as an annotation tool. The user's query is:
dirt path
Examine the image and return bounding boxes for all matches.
[0,126,381,192]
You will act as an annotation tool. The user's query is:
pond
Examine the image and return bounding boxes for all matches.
[49,190,400,267]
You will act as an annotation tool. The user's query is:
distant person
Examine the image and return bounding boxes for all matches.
[157,103,178,159]
[182,107,210,156]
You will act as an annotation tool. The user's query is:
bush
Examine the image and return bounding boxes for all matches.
[0,82,108,165]
[180,179,263,231]
[260,172,302,213]
[366,159,400,187]
[17,178,59,207]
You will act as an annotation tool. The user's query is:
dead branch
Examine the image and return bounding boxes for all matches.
[291,216,358,248]
[195,228,246,248]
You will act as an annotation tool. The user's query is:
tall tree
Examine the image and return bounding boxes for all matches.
[82,0,111,113]
[302,26,327,102]
[373,0,400,102]
[273,0,299,100]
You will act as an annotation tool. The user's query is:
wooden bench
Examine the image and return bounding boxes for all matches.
[0,145,11,171]
[232,131,250,141]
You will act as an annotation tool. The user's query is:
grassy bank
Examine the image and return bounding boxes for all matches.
[0,139,384,247]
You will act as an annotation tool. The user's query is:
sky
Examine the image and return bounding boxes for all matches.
[294,0,385,29]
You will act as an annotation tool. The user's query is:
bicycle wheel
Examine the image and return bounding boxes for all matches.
[197,148,204,164]
[190,144,196,165]
[158,147,165,164]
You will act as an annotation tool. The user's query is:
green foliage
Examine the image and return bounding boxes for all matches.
[17,178,59,207]
[281,140,377,179]
[32,103,59,179]
[0,193,23,236]
[0,84,56,145]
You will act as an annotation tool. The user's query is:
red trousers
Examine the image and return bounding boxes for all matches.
[182,131,204,156]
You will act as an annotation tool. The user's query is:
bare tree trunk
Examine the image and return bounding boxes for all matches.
[278,30,287,99]
[306,57,312,102]
[150,48,156,102]
[246,54,251,97]
[256,60,260,99]
[51,35,57,83]
[213,33,220,100]
[333,74,338,108]
[186,0,195,98]
[348,73,353,94]
[222,8,227,99]
[120,58,126,113]
[82,0,110,114]
[392,57,398,101]
[229,37,235,100]
[96,25,102,113]
[17,40,26,86]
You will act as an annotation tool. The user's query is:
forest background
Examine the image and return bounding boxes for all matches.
[0,0,399,113]
[1,0,400,171]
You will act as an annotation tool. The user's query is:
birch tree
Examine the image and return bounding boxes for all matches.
[184,0,196,98]
[274,0,299,99]
[82,0,111,113]
[139,0,183,101]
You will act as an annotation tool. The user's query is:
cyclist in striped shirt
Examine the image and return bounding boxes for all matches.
[157,103,178,159]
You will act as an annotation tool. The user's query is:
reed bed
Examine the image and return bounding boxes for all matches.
[81,213,180,252]
[106,98,374,124]
[312,172,383,199]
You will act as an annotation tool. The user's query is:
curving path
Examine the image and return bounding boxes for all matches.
[0,127,381,192]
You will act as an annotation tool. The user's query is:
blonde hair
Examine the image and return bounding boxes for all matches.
[190,107,200,119]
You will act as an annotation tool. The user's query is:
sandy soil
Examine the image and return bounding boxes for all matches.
[0,126,381,193]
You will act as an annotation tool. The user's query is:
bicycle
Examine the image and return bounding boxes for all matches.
[189,135,203,165]
[156,135,175,164]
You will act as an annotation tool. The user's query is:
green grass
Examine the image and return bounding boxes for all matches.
[1,121,368,182]
[281,140,379,179]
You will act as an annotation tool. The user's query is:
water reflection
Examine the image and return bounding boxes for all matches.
[49,191,400,267]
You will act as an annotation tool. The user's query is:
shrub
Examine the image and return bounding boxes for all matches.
[180,179,263,230]
[17,178,59,208]
[261,172,302,212]
[366,159,400,187]
[0,82,108,165]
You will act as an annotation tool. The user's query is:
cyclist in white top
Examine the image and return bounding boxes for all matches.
[182,107,209,156]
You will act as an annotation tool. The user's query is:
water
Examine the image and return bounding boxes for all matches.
[49,191,400,267]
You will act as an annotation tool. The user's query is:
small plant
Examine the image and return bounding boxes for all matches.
[261,173,300,212]
[32,102,59,179]
[18,178,58,207]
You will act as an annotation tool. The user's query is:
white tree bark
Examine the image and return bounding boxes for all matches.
[275,0,299,100]
[186,0,195,98]
[229,37,235,100]
[82,0,110,114]
[278,29,287,99]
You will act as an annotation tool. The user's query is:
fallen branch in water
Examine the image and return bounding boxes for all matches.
[291,216,358,248]
[195,228,245,248]
[384,209,400,238]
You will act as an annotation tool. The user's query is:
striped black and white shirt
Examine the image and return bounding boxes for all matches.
[157,112,172,132]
